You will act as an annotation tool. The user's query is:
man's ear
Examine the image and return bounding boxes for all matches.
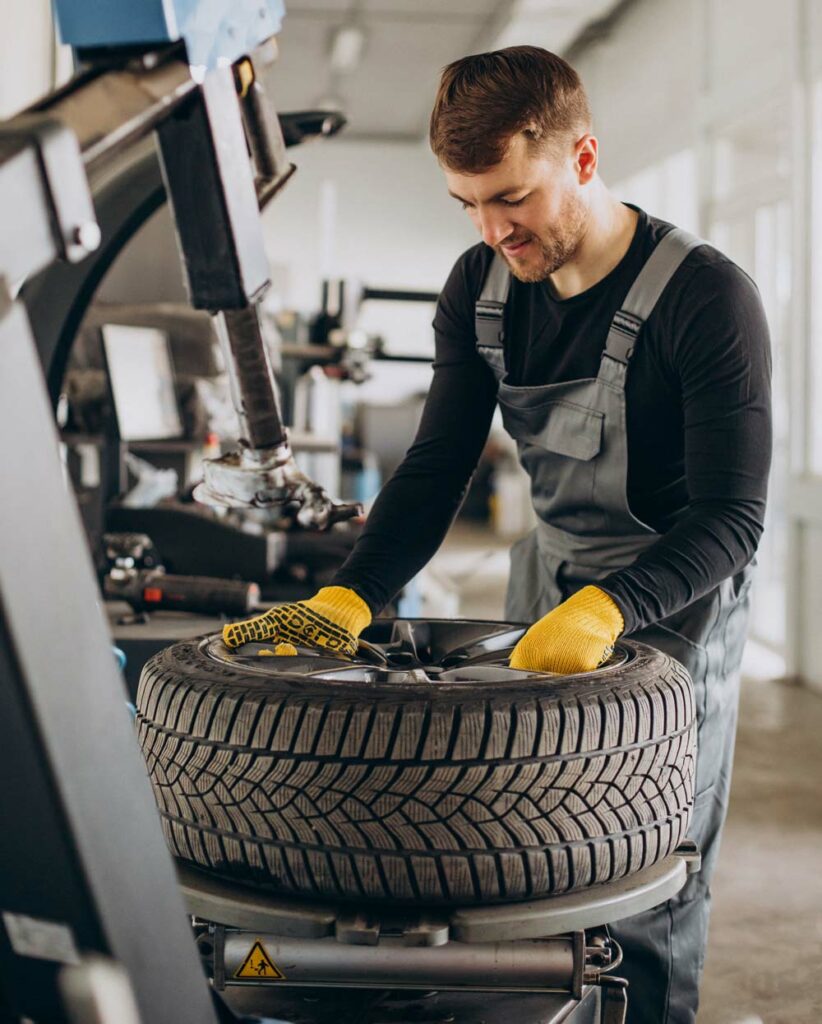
[576,134,598,184]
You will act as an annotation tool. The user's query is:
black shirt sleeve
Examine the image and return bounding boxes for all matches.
[332,251,498,613]
[597,259,772,634]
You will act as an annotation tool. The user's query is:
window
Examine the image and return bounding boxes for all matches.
[809,79,822,474]
[614,150,698,231]
[710,200,791,655]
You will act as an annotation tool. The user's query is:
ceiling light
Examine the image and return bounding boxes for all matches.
[329,24,366,74]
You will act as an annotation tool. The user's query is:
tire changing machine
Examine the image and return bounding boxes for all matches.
[0,3,699,1022]
[180,846,700,1024]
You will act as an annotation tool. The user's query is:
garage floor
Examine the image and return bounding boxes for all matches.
[429,524,822,1024]
[697,675,822,1024]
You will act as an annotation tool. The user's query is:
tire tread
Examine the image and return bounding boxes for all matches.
[137,640,696,904]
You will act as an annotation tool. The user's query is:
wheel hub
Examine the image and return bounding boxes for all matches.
[204,617,630,684]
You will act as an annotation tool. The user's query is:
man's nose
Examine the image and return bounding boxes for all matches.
[478,209,513,248]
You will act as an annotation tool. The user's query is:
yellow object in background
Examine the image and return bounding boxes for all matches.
[509,585,624,674]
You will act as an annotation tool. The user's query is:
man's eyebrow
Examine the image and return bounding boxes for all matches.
[448,188,526,204]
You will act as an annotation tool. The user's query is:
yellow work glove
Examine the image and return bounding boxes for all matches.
[509,585,624,675]
[222,586,371,656]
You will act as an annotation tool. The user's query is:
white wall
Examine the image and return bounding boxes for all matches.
[571,0,801,187]
[261,138,477,313]
[0,0,51,117]
[572,0,701,188]
[0,0,73,118]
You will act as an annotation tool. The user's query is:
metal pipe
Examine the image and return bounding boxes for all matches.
[221,933,577,993]
[238,60,297,209]
[213,306,288,450]
[243,79,287,182]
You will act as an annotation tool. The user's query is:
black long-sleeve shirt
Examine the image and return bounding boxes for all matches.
[333,206,772,634]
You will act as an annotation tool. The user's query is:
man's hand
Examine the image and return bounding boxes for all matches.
[509,585,624,675]
[222,586,371,656]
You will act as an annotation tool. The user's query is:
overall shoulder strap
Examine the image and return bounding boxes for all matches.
[603,227,705,365]
[475,252,511,349]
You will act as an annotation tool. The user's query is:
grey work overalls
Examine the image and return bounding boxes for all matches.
[475,227,754,1024]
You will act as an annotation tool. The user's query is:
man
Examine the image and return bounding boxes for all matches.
[223,46,771,1023]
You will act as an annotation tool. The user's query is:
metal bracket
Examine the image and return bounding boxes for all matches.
[0,115,99,266]
[673,839,702,875]
[335,912,380,947]
[213,925,226,992]
[236,51,296,210]
[571,930,585,1000]
[399,916,450,948]
[599,975,628,1024]
[192,441,362,527]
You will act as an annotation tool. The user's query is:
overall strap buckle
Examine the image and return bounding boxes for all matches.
[604,310,644,364]
[601,227,707,368]
[475,252,511,350]
[475,299,506,347]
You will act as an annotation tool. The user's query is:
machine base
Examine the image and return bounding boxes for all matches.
[177,848,698,1022]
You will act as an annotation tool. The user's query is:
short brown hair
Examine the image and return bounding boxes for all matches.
[429,46,591,172]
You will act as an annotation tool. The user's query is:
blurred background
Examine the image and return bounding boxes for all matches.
[6,0,817,683]
[3,2,821,1021]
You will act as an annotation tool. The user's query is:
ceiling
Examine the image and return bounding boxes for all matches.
[268,0,625,140]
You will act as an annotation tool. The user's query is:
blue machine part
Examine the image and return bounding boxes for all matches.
[54,0,286,70]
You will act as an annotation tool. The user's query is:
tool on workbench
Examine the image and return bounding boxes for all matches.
[103,530,263,616]
[104,568,261,617]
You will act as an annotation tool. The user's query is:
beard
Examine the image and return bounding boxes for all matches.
[496,191,589,284]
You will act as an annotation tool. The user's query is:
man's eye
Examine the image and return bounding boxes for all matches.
[501,196,527,207]
[461,202,473,210]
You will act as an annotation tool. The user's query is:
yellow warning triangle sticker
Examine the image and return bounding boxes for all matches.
[233,939,286,980]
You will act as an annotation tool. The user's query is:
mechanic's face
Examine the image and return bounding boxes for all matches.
[444,132,595,283]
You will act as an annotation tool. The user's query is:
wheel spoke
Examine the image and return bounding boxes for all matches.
[439,626,526,668]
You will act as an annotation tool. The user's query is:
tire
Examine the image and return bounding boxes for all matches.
[136,620,696,905]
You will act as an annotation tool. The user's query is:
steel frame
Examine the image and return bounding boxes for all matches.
[0,39,275,1024]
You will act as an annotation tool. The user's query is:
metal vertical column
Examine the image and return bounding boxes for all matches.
[0,295,218,1024]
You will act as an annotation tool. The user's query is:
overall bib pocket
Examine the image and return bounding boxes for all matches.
[499,398,603,459]
[500,399,604,528]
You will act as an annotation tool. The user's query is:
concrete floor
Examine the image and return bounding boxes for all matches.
[698,675,822,1024]
[429,524,822,1023]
